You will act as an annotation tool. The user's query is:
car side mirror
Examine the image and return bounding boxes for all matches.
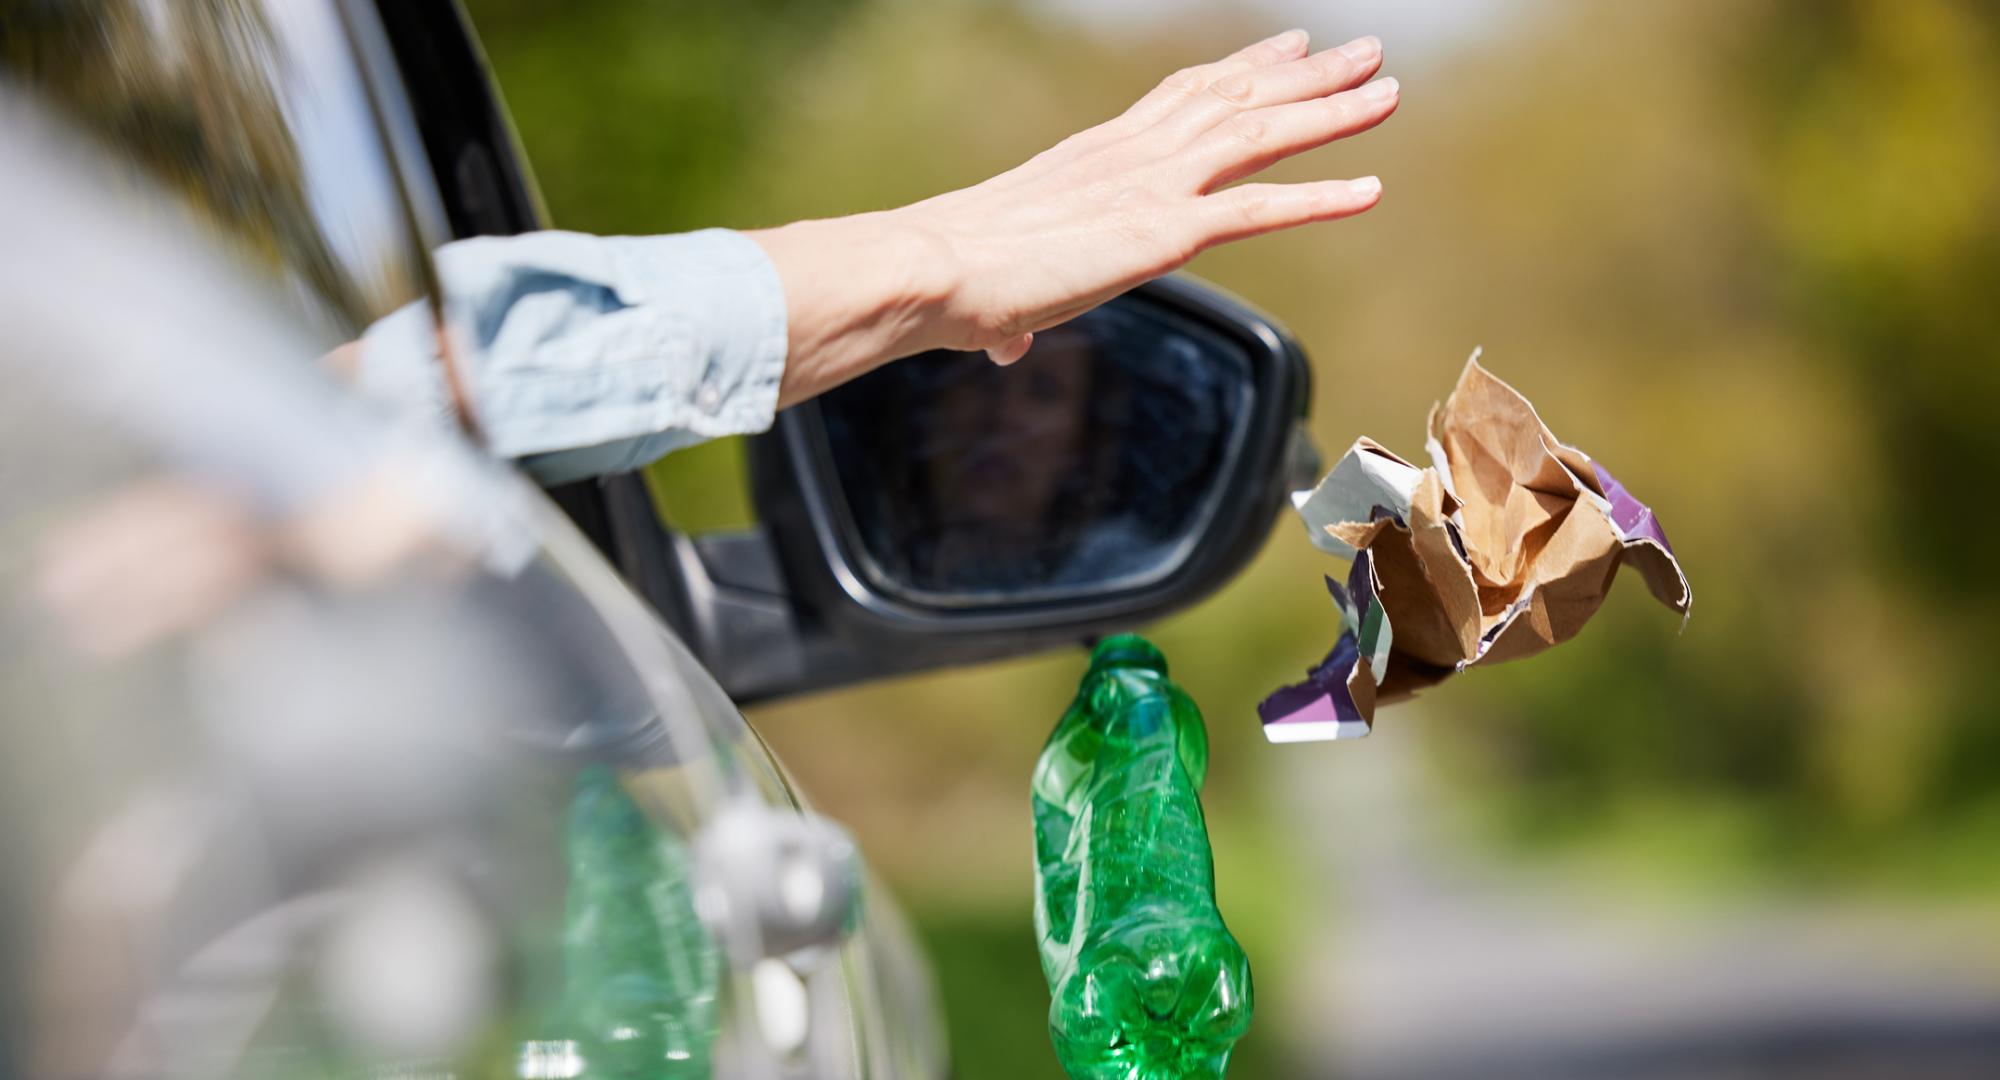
[609,276,1317,703]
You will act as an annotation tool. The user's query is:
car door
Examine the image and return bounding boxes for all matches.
[0,2,948,1076]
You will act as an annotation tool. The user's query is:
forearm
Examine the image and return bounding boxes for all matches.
[340,29,1394,483]
[747,211,955,408]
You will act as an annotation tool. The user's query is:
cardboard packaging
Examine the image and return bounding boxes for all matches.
[1260,353,1691,743]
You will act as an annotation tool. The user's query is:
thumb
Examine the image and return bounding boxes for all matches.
[985,332,1035,366]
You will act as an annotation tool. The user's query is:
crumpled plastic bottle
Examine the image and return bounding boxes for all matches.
[1032,634,1253,1080]
[530,765,720,1078]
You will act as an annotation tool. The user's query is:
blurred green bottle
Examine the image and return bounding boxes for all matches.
[521,766,719,1078]
[1032,635,1253,1080]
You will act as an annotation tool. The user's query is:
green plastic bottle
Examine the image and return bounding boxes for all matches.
[1032,635,1253,1080]
[530,766,720,1078]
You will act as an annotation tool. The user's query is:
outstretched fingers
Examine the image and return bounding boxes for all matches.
[1194,177,1384,247]
[1113,29,1313,132]
[1154,36,1384,142]
[1187,76,1400,191]
[1021,29,1313,177]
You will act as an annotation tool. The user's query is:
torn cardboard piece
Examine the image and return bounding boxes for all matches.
[1259,352,1692,743]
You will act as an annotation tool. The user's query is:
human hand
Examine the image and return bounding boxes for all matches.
[756,30,1396,401]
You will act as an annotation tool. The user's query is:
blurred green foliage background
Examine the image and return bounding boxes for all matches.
[460,0,2000,1074]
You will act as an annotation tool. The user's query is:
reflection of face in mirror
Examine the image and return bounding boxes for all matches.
[822,303,1254,603]
[921,329,1120,582]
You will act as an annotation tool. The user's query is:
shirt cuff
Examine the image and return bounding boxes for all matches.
[453,228,790,472]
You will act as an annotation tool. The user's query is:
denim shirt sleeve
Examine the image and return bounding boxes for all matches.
[355,228,788,485]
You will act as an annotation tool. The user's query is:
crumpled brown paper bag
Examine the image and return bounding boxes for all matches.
[1259,354,1690,743]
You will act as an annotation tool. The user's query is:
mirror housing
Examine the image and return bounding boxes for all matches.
[705,274,1317,703]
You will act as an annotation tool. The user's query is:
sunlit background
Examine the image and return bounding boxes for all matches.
[448,0,2000,1075]
[418,0,2000,1074]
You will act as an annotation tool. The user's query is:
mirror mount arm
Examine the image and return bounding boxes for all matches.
[601,475,1068,706]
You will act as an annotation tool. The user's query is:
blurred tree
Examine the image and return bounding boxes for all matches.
[1745,0,2000,813]
[1428,0,2000,865]
[461,0,870,234]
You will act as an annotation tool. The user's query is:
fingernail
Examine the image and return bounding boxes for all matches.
[1349,176,1382,198]
[1338,36,1382,64]
[1365,76,1399,103]
[1274,28,1309,52]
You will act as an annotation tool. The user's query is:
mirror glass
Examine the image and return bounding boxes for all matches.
[818,300,1255,606]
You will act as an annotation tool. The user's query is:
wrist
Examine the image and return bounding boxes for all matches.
[846,207,963,356]
[750,211,958,407]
